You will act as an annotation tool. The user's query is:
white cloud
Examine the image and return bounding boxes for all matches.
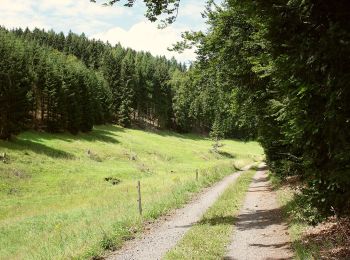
[0,0,30,12]
[92,21,197,63]
[180,3,205,17]
[0,0,129,33]
[0,0,204,62]
[37,0,128,18]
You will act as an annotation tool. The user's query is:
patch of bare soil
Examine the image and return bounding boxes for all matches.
[302,217,350,259]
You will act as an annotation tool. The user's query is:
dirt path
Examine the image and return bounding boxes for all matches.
[106,165,252,260]
[225,167,293,260]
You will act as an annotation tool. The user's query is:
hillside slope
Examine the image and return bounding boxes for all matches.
[0,125,263,259]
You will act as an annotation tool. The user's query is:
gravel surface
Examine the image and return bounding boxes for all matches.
[225,167,293,260]
[106,165,252,260]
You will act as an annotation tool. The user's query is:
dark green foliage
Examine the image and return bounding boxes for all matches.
[0,28,113,136]
[0,30,32,139]
[0,26,188,137]
[174,0,350,216]
[170,62,258,138]
[11,27,184,129]
[250,0,350,216]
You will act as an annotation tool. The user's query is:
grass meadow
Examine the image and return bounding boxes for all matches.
[0,125,263,259]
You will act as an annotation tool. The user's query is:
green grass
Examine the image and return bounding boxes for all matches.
[275,189,313,259]
[0,125,263,259]
[165,170,255,260]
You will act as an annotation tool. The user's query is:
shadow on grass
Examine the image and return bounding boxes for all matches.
[132,124,208,141]
[19,125,123,144]
[0,125,127,159]
[199,216,236,225]
[174,216,237,229]
[78,128,120,143]
[156,131,208,141]
[131,119,209,141]
[217,151,235,159]
[0,139,74,159]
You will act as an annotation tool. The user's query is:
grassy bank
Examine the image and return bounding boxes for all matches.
[0,125,263,259]
[268,172,312,258]
[270,173,350,260]
[273,186,314,259]
[165,170,255,259]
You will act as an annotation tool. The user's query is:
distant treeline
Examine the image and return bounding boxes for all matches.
[0,26,255,140]
[0,27,185,138]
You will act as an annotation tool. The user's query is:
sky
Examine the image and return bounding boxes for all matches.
[0,0,207,63]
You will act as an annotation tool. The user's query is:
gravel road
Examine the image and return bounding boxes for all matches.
[106,165,252,260]
[224,168,293,260]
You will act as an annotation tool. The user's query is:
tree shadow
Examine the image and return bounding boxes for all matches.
[77,129,120,143]
[252,174,270,184]
[157,131,208,141]
[131,119,208,141]
[249,242,291,249]
[175,216,237,229]
[199,215,236,225]
[253,165,268,171]
[195,208,283,232]
[21,125,122,144]
[222,207,292,259]
[133,126,209,141]
[0,139,74,159]
[216,151,235,159]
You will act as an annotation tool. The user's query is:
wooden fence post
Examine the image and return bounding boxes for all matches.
[137,180,142,216]
[196,169,199,181]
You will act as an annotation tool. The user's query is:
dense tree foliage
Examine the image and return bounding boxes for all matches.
[0,32,32,139]
[170,0,350,216]
[170,66,258,138]
[12,28,188,127]
[0,27,188,136]
[0,28,111,137]
[1,25,248,138]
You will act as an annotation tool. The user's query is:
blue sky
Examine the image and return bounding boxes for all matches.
[0,0,208,62]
